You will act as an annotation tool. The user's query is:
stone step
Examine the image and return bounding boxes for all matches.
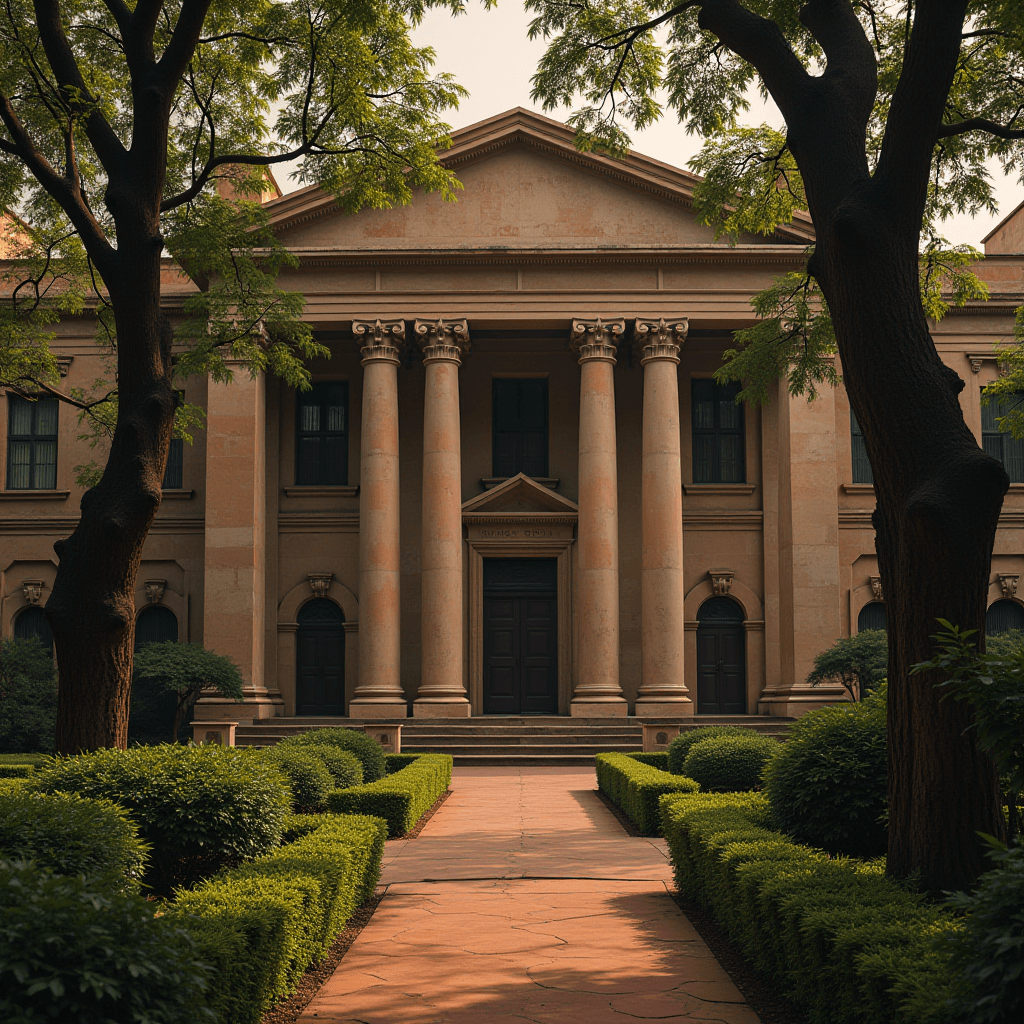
[399,734,639,746]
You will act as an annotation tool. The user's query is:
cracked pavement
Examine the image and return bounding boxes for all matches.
[299,767,759,1024]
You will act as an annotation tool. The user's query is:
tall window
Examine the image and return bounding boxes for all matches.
[691,379,744,483]
[135,605,178,649]
[492,379,548,478]
[14,606,53,653]
[162,438,183,489]
[296,382,349,485]
[851,411,873,484]
[981,391,1024,483]
[7,395,58,490]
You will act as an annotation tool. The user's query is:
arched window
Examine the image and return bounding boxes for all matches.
[296,599,345,715]
[695,597,745,715]
[14,606,53,653]
[135,605,178,649]
[986,599,1024,636]
[858,602,888,632]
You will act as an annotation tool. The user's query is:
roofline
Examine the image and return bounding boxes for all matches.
[982,196,1024,245]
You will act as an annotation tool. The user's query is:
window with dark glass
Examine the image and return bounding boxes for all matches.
[981,391,1024,483]
[986,599,1024,636]
[691,379,744,483]
[296,382,349,485]
[14,606,53,653]
[162,438,183,489]
[851,411,873,484]
[492,378,548,478]
[7,395,58,490]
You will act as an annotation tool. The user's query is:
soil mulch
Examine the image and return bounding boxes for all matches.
[594,788,807,1024]
[389,787,452,840]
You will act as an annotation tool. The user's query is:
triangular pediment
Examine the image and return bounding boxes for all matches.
[462,474,578,516]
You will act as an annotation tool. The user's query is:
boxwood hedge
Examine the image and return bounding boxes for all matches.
[680,733,778,792]
[666,726,755,774]
[280,727,386,782]
[595,752,699,835]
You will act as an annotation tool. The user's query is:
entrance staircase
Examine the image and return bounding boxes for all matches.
[235,715,794,766]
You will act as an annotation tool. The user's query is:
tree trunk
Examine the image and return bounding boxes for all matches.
[47,228,176,754]
[812,200,1007,893]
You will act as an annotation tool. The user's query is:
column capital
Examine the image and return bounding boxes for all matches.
[570,317,625,364]
[353,318,406,365]
[414,318,471,365]
[633,317,689,364]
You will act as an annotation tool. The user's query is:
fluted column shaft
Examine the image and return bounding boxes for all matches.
[570,318,627,717]
[414,319,471,717]
[350,319,407,718]
[635,319,693,715]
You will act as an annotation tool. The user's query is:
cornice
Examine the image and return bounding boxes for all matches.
[462,513,578,525]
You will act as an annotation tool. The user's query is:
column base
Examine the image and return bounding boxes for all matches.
[634,700,694,718]
[413,700,472,718]
[348,701,409,719]
[570,700,628,718]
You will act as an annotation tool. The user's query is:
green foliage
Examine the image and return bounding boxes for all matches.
[620,751,670,770]
[0,753,50,767]
[681,734,778,793]
[170,814,386,1024]
[667,726,754,775]
[262,746,333,812]
[762,687,888,857]
[659,791,964,1023]
[131,642,244,744]
[595,752,699,836]
[385,752,423,774]
[0,763,35,778]
[0,791,147,894]
[36,744,289,893]
[807,629,889,702]
[281,727,386,782]
[0,859,212,1024]
[944,844,1024,1024]
[306,746,364,789]
[327,753,452,837]
[0,638,57,754]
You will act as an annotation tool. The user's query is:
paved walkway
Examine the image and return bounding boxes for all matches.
[300,768,758,1023]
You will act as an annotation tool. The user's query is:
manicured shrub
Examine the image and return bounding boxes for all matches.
[263,746,333,811]
[327,753,451,837]
[0,763,35,778]
[0,791,147,893]
[0,859,211,1024]
[659,790,961,1024]
[807,629,888,700]
[307,746,363,788]
[37,744,289,893]
[171,814,386,1024]
[0,753,50,768]
[280,726,386,782]
[0,778,33,797]
[385,752,422,774]
[667,726,755,775]
[762,686,887,857]
[621,751,670,770]
[681,734,778,792]
[0,637,57,754]
[595,752,699,835]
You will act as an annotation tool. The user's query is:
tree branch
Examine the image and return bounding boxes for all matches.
[799,0,876,106]
[937,117,1024,140]
[156,0,215,86]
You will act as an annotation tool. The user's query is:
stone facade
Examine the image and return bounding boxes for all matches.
[3,109,1024,722]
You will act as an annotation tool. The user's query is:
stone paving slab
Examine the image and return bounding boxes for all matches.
[301,768,759,1024]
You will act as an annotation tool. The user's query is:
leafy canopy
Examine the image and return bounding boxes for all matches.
[807,628,889,701]
[526,0,1024,403]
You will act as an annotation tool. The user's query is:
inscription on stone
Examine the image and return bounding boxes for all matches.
[478,528,555,538]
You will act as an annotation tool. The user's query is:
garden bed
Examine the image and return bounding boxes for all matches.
[594,751,698,835]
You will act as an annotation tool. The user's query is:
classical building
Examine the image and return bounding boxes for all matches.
[4,109,1024,722]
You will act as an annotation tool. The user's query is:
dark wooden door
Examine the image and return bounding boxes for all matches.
[296,599,345,715]
[695,597,745,714]
[483,593,558,714]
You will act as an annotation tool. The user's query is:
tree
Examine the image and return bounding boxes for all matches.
[807,629,888,701]
[0,0,471,754]
[0,637,58,752]
[526,0,1024,891]
[131,641,242,742]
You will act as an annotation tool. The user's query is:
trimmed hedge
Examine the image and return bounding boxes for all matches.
[595,752,699,835]
[280,727,386,782]
[172,813,386,1024]
[263,746,333,811]
[307,746,363,789]
[667,726,755,774]
[327,753,451,837]
[0,791,148,893]
[385,752,422,774]
[0,763,35,778]
[621,751,670,770]
[659,791,961,1023]
[681,733,778,792]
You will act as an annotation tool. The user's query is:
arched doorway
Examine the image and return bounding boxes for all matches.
[986,599,1024,636]
[296,599,344,715]
[14,606,53,653]
[135,605,178,649]
[858,602,888,632]
[695,597,745,715]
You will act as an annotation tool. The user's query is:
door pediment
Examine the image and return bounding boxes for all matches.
[462,473,578,517]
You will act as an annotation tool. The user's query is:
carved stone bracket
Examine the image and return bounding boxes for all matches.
[308,572,333,599]
[870,575,884,601]
[353,318,406,366]
[144,579,166,604]
[21,579,44,605]
[633,317,688,364]
[570,317,625,364]
[969,356,985,374]
[708,569,734,596]
[998,573,1020,599]
[56,356,73,378]
[414,318,471,365]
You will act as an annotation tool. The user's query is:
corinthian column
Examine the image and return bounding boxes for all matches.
[634,318,693,716]
[349,319,407,718]
[570,317,627,717]
[414,318,471,717]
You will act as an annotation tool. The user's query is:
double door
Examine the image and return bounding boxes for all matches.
[483,591,558,714]
[696,623,745,715]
